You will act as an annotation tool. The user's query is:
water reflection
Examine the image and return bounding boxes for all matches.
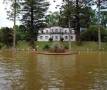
[0,50,24,90]
[37,55,76,90]
[0,51,107,90]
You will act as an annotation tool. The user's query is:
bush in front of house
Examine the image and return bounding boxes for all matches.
[64,45,69,49]
[49,42,66,53]
[0,42,3,49]
[43,44,50,50]
[49,38,53,42]
[60,37,64,42]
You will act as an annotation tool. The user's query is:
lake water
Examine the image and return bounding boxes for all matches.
[0,50,107,90]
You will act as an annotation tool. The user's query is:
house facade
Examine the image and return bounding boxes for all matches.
[37,26,76,41]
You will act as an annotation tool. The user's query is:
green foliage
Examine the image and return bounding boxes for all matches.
[80,25,107,42]
[49,38,53,42]
[61,0,95,41]
[64,45,68,49]
[16,41,107,51]
[45,11,60,27]
[0,27,13,48]
[61,0,93,28]
[0,42,3,49]
[15,25,27,41]
[20,0,49,48]
[43,44,50,50]
[101,12,107,28]
[60,37,64,42]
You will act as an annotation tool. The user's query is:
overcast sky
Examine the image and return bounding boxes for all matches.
[0,0,62,28]
[0,0,13,28]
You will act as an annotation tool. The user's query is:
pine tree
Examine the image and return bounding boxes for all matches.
[21,0,49,49]
[61,0,93,41]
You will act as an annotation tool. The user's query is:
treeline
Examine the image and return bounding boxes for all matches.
[0,25,25,48]
[0,25,107,49]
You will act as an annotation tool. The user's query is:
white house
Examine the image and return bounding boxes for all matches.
[37,26,76,41]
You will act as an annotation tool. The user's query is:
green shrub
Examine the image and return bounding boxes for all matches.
[43,44,50,50]
[76,41,83,46]
[60,37,64,42]
[49,38,53,42]
[0,42,3,49]
[64,45,69,49]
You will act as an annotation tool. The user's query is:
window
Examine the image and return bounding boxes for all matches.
[65,36,68,39]
[45,36,48,39]
[46,30,48,33]
[51,29,53,33]
[40,36,43,39]
[60,29,62,33]
[55,36,58,39]
[65,30,67,33]
[71,36,73,39]
[51,36,53,39]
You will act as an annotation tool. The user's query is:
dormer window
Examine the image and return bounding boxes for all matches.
[51,29,53,33]
[65,30,67,33]
[46,30,48,33]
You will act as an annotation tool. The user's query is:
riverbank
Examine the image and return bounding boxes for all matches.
[1,41,107,51]
[17,41,107,51]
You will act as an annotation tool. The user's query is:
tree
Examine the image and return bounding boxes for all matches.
[0,27,13,48]
[15,25,27,41]
[80,25,107,41]
[45,11,60,27]
[61,0,93,41]
[20,0,49,48]
[100,12,107,28]
[4,0,21,20]
[4,0,21,49]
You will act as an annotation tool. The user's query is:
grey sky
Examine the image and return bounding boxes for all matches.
[0,0,62,28]
[0,0,13,28]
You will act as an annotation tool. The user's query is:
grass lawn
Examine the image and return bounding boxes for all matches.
[16,41,107,51]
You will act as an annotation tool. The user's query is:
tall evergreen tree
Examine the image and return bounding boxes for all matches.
[61,0,93,41]
[20,0,49,49]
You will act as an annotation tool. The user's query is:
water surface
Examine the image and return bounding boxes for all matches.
[0,50,107,90]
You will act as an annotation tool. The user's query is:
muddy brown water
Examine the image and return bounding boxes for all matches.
[0,50,107,90]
